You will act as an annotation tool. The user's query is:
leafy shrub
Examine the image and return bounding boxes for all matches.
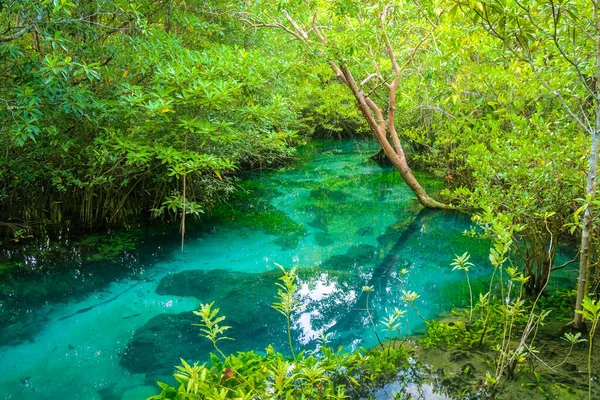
[150,344,408,399]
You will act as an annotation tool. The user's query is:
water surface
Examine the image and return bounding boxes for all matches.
[0,140,497,399]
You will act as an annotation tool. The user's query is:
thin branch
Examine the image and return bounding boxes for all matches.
[398,27,436,73]
[476,3,594,134]
[311,11,327,45]
[529,62,593,134]
[284,10,308,40]
[551,255,579,271]
[549,0,597,99]
[240,18,306,42]
[360,73,380,87]
[0,12,42,42]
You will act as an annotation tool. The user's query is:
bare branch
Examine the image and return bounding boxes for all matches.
[360,73,380,87]
[236,10,307,42]
[311,11,327,45]
[329,61,348,85]
[551,255,579,271]
[0,12,42,42]
[283,10,308,40]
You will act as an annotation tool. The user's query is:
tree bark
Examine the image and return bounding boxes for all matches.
[571,132,599,330]
[338,66,452,210]
[571,5,600,329]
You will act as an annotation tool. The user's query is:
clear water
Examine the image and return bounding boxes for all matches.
[0,140,513,399]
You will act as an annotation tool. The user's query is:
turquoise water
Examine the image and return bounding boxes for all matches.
[0,140,498,399]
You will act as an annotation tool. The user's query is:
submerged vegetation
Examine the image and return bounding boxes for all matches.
[1,0,600,398]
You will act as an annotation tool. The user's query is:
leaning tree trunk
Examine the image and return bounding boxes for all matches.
[239,8,451,210]
[372,122,451,209]
[571,132,599,330]
[337,65,452,210]
[571,14,600,329]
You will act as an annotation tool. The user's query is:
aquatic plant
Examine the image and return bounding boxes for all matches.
[381,308,407,356]
[451,252,475,324]
[210,184,308,250]
[362,285,383,347]
[576,297,600,400]
[271,264,301,359]
[79,230,139,262]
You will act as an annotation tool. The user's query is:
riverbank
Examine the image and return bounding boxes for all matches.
[409,315,599,399]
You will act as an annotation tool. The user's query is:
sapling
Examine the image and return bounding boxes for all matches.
[193,301,233,360]
[192,302,259,397]
[397,269,428,323]
[272,263,301,359]
[363,285,383,347]
[451,251,475,325]
[401,289,428,323]
[576,297,600,400]
[381,308,406,357]
[552,332,586,369]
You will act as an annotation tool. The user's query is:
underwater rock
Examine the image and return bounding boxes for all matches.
[0,314,48,346]
[97,383,120,400]
[121,269,287,379]
[119,311,212,377]
[320,244,380,271]
[356,227,374,237]
[314,231,334,247]
[156,269,244,298]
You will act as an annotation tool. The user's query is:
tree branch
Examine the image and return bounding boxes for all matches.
[0,12,42,42]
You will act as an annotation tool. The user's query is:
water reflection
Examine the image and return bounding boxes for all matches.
[0,140,492,399]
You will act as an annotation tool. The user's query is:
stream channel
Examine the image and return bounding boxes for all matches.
[0,140,576,399]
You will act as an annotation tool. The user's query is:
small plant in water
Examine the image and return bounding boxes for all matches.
[451,251,475,324]
[401,289,428,323]
[363,285,384,347]
[272,263,301,359]
[576,297,600,400]
[382,307,407,355]
[192,301,233,360]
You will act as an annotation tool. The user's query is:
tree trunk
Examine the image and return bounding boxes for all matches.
[238,10,451,210]
[571,5,600,330]
[373,127,451,209]
[338,66,452,210]
[571,134,599,330]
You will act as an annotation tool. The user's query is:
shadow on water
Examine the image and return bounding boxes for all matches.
[118,209,445,383]
[333,208,439,333]
[119,269,289,383]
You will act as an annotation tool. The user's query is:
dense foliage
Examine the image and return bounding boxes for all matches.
[150,343,408,399]
[0,0,355,230]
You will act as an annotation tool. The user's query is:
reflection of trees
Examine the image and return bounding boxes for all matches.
[294,209,442,347]
[332,209,438,332]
